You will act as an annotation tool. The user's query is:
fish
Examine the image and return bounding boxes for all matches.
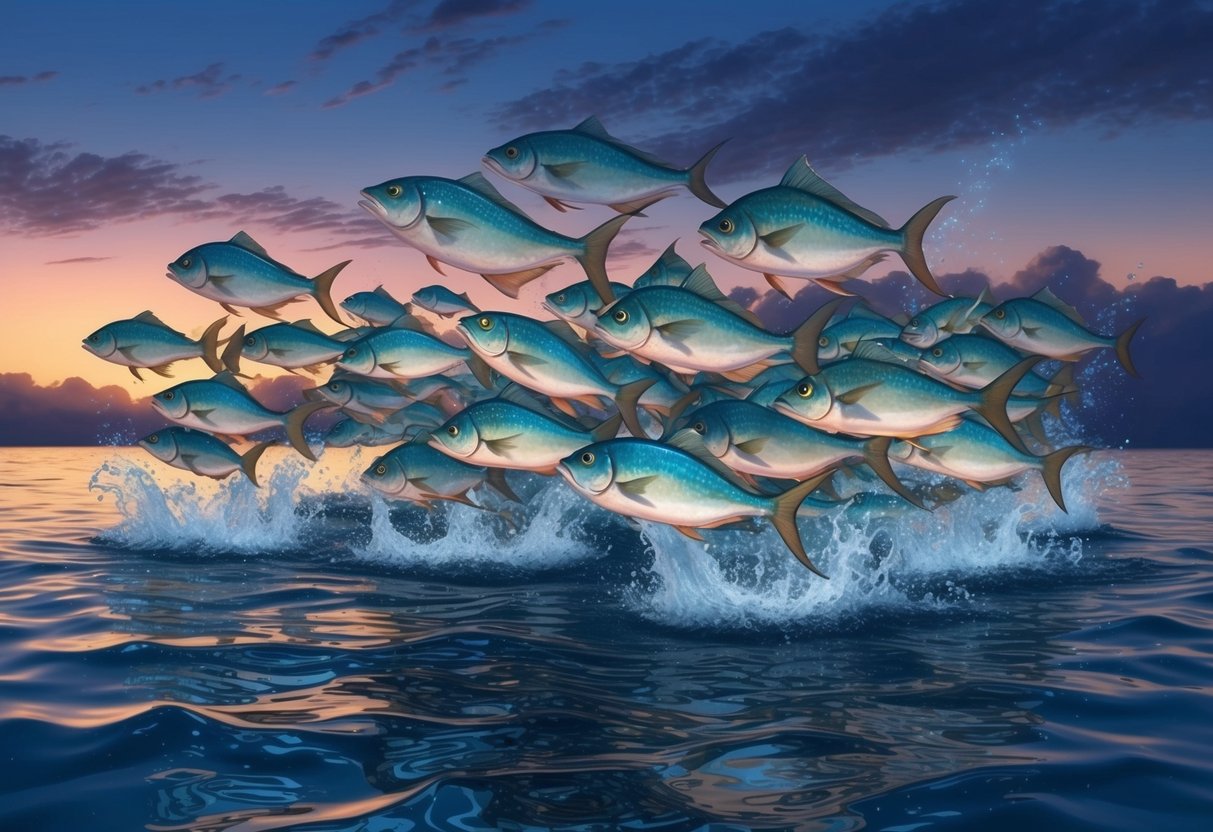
[543,280,631,331]
[82,312,226,380]
[411,285,480,318]
[917,334,1074,401]
[455,311,653,435]
[341,286,410,326]
[697,157,954,298]
[167,231,348,324]
[817,307,906,362]
[221,320,345,375]
[771,356,1045,453]
[362,439,519,509]
[335,318,473,380]
[429,384,622,474]
[324,417,411,448]
[631,242,695,290]
[900,289,995,347]
[138,427,275,486]
[150,372,330,460]
[978,288,1144,376]
[310,376,412,425]
[673,398,920,506]
[591,268,841,379]
[593,355,690,417]
[483,116,726,213]
[359,172,632,303]
[848,337,924,368]
[556,434,833,576]
[888,419,1090,511]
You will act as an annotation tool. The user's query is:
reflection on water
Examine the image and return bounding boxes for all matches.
[0,448,1211,830]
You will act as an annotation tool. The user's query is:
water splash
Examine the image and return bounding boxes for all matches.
[628,453,1119,630]
[355,479,601,572]
[89,455,318,554]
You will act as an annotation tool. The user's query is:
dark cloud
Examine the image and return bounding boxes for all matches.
[0,373,332,447]
[310,0,420,61]
[0,70,57,86]
[0,134,386,245]
[45,256,113,265]
[495,0,1213,181]
[731,245,1211,448]
[322,20,567,107]
[420,0,530,31]
[264,80,298,96]
[136,63,242,99]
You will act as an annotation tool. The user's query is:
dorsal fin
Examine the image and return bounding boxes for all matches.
[976,286,995,306]
[570,116,670,168]
[388,314,436,335]
[846,302,886,321]
[133,310,170,328]
[666,430,757,493]
[655,241,691,272]
[372,286,396,300]
[1031,287,1085,325]
[779,157,889,228]
[210,371,248,392]
[679,264,764,327]
[291,319,325,335]
[229,231,269,257]
[457,172,526,215]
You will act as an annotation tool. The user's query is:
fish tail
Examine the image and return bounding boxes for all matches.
[790,298,846,375]
[239,440,277,487]
[615,378,657,438]
[575,213,633,306]
[1039,445,1091,512]
[200,315,228,373]
[283,400,332,461]
[221,323,246,374]
[312,260,351,325]
[685,140,729,208]
[972,356,1042,454]
[485,467,522,503]
[770,471,833,578]
[591,411,624,442]
[1115,318,1145,378]
[861,436,924,509]
[898,196,955,296]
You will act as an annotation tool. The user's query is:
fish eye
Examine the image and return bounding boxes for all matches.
[994,309,1006,319]
[329,383,341,391]
[88,334,99,342]
[692,421,705,434]
[446,425,459,436]
[345,347,357,358]
[555,294,566,303]
[613,309,628,324]
[179,256,191,268]
[818,336,829,347]
[796,382,813,398]
[580,451,595,465]
[932,347,943,357]
[718,218,734,234]
[505,146,519,159]
[244,336,255,346]
[147,434,159,444]
[477,316,493,330]
[164,391,175,400]
[385,184,403,198]
[909,318,920,328]
[375,464,386,475]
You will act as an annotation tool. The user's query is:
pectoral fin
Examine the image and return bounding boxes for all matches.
[760,224,803,249]
[734,436,768,454]
[191,408,216,425]
[655,319,703,341]
[543,161,584,179]
[837,382,882,405]
[483,435,521,455]
[426,215,474,238]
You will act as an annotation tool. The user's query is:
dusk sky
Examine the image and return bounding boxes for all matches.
[2,0,1211,409]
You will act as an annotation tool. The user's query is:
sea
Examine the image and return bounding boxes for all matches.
[0,446,1210,831]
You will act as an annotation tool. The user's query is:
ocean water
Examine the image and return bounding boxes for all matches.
[0,446,1210,831]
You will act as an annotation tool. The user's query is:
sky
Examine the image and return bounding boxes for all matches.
[1,0,1211,441]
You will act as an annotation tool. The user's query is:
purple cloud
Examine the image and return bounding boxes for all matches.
[0,70,58,86]
[136,63,242,99]
[420,0,531,31]
[309,0,420,61]
[264,80,298,96]
[44,256,114,265]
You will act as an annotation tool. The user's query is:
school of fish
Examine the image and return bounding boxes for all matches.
[83,116,1145,578]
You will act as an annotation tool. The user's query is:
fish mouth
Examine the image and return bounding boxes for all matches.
[481,155,507,177]
[770,400,799,420]
[698,235,721,252]
[358,193,388,222]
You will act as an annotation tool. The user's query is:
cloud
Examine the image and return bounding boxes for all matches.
[732,245,1212,448]
[322,20,567,107]
[44,256,114,265]
[136,63,242,99]
[420,0,530,31]
[0,373,334,446]
[264,80,298,96]
[495,0,1213,180]
[309,0,420,61]
[0,134,386,244]
[0,70,58,86]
